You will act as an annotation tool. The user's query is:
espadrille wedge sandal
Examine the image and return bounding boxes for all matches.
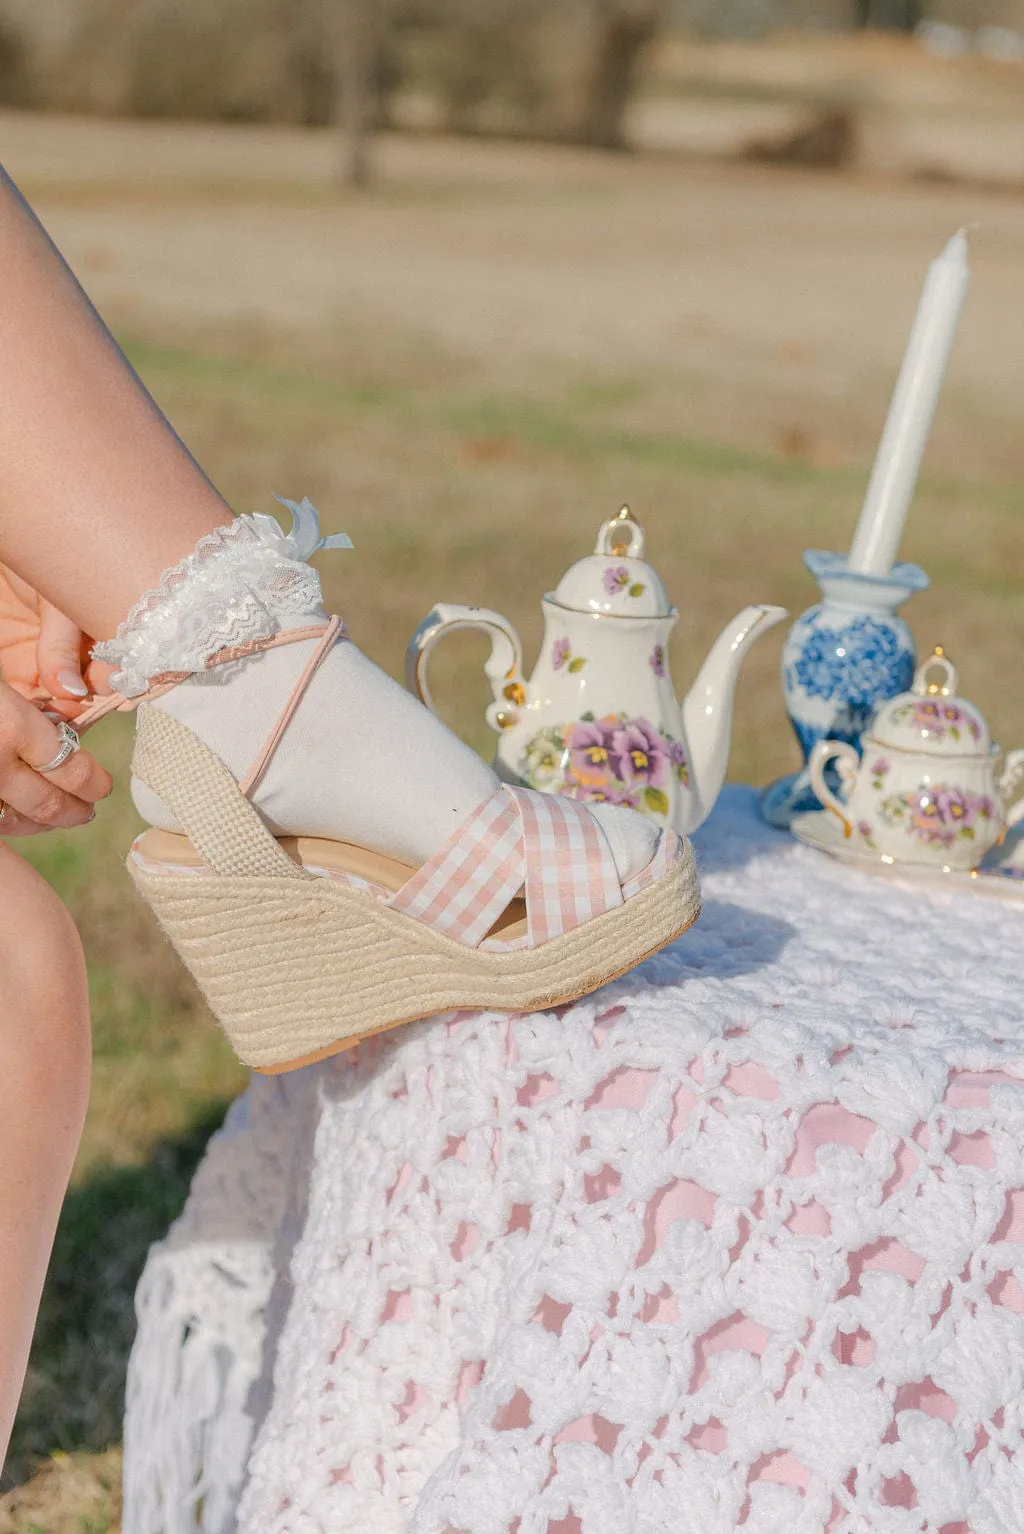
[78,616,700,1074]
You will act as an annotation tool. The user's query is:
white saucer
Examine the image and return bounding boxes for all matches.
[791,811,1024,903]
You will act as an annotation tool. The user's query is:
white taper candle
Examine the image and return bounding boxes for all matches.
[847,230,971,577]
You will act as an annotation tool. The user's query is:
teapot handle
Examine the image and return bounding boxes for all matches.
[809,739,860,837]
[405,604,528,733]
[1000,747,1024,829]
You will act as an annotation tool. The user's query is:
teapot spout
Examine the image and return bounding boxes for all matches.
[680,604,788,832]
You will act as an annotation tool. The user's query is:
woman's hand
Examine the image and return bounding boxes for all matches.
[0,679,113,835]
[0,567,113,835]
[0,566,113,720]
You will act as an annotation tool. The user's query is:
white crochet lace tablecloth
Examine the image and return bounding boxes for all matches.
[123,787,1024,1534]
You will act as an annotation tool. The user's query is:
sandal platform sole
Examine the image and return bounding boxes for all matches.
[127,845,700,1073]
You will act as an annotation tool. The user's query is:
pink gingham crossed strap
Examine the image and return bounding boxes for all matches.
[389,785,677,949]
[620,819,680,900]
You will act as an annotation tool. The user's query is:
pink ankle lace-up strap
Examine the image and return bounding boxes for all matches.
[74,620,347,744]
[389,785,625,948]
[238,615,346,797]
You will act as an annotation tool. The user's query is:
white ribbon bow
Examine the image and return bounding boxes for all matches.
[246,496,354,561]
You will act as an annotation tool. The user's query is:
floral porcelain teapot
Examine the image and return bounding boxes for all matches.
[406,508,787,835]
[810,648,1024,870]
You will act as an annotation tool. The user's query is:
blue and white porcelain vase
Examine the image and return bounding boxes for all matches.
[760,549,928,828]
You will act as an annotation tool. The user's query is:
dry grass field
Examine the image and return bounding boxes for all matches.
[0,91,1022,1529]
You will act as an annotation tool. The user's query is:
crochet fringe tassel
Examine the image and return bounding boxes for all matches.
[122,1241,273,1534]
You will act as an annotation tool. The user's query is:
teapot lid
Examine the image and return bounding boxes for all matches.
[551,508,673,618]
[869,649,991,756]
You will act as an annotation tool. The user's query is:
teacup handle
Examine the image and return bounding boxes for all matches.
[1000,747,1024,829]
[809,739,860,837]
[405,604,528,733]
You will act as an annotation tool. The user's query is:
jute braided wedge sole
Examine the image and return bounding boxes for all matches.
[128,705,701,1073]
[128,849,700,1072]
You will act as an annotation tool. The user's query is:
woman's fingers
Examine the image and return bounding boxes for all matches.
[0,570,113,718]
[37,601,114,718]
[0,760,97,828]
[36,600,89,712]
[83,654,116,700]
[13,693,111,794]
[0,684,112,829]
[0,805,52,838]
[15,703,113,802]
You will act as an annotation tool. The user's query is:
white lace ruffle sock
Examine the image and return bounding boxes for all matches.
[95,501,657,876]
[94,499,350,699]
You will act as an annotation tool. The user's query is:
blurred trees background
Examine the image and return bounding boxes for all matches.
[0,0,1022,183]
[0,0,673,149]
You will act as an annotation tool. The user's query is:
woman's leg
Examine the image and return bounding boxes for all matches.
[0,161,654,877]
[0,160,505,867]
[0,165,227,639]
[0,844,91,1463]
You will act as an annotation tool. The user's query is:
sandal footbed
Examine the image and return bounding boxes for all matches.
[133,828,530,940]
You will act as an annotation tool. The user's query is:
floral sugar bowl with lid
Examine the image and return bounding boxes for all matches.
[406,508,786,835]
[809,649,1024,871]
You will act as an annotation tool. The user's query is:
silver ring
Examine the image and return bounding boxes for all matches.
[31,720,80,774]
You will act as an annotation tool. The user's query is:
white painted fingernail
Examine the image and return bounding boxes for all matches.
[57,669,89,698]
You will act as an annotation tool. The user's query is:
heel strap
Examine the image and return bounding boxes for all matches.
[133,707,309,880]
[85,618,347,880]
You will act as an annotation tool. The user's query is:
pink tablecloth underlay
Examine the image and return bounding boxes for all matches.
[123,787,1024,1534]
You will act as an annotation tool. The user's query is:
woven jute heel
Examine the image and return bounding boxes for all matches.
[129,707,701,1073]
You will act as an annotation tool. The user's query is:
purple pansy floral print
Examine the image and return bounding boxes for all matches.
[602,565,647,599]
[519,713,688,819]
[552,637,572,671]
[856,819,877,850]
[650,644,666,678]
[564,720,615,791]
[610,719,671,792]
[891,699,982,743]
[603,565,631,596]
[879,784,995,848]
[551,637,587,673]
